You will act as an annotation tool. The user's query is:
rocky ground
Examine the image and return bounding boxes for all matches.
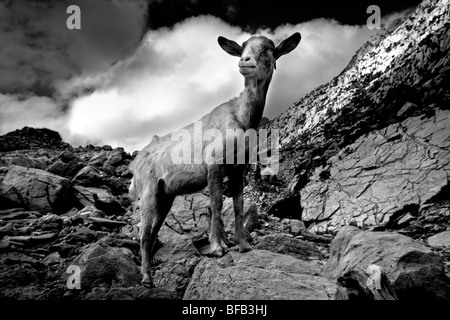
[1,0,450,301]
[0,127,449,300]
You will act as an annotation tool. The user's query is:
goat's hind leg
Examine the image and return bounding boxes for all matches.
[140,180,175,288]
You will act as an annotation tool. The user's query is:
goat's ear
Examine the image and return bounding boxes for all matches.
[273,32,301,60]
[218,36,242,57]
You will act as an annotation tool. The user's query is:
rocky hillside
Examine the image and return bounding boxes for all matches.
[251,0,450,235]
[0,0,449,301]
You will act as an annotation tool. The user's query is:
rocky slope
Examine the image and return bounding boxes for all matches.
[251,0,450,235]
[0,0,449,300]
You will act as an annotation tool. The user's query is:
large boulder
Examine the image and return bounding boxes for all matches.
[301,109,450,233]
[69,240,141,290]
[183,250,336,300]
[324,226,450,300]
[2,165,71,214]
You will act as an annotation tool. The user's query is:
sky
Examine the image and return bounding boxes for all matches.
[0,0,422,152]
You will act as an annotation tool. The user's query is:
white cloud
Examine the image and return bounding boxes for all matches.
[65,16,378,152]
[0,93,67,135]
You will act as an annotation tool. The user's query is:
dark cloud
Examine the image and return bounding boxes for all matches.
[0,0,147,96]
[146,0,422,31]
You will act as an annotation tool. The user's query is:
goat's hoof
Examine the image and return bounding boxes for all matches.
[142,279,154,288]
[142,274,154,288]
[210,248,225,257]
[239,244,253,253]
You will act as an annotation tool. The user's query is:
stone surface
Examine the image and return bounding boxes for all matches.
[159,193,258,242]
[69,240,141,290]
[152,234,202,293]
[427,231,450,249]
[0,184,24,209]
[324,226,450,300]
[184,249,336,300]
[72,165,103,186]
[2,165,71,215]
[254,233,324,261]
[301,109,450,233]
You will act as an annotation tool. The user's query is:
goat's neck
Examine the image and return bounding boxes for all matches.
[237,76,272,130]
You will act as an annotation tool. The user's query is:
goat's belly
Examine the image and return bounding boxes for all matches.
[164,164,208,195]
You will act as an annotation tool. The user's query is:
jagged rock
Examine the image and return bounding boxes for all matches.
[301,109,450,233]
[158,193,258,242]
[0,184,24,209]
[324,226,450,300]
[254,233,324,261]
[7,153,46,170]
[280,218,305,234]
[72,186,124,215]
[152,234,202,293]
[427,231,450,249]
[105,148,125,167]
[72,165,103,186]
[260,0,450,232]
[184,250,336,300]
[2,165,71,215]
[69,240,141,290]
[88,151,108,167]
[47,157,84,179]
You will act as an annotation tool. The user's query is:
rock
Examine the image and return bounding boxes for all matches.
[159,193,258,242]
[152,234,202,293]
[0,184,24,209]
[184,250,336,300]
[301,109,450,233]
[64,226,99,245]
[7,153,46,170]
[324,226,450,300]
[88,216,127,229]
[85,286,180,300]
[336,265,398,300]
[88,151,108,167]
[69,240,141,290]
[72,165,103,187]
[427,231,450,249]
[105,148,124,167]
[73,186,124,215]
[281,218,305,234]
[255,233,324,261]
[47,158,84,179]
[397,101,418,118]
[2,165,71,215]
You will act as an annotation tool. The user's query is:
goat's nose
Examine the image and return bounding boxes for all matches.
[241,55,251,62]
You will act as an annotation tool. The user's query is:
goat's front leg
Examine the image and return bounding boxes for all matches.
[230,167,252,253]
[208,165,228,257]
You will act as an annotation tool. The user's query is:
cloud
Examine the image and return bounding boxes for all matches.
[65,16,378,152]
[1,5,411,153]
[0,93,67,135]
[0,0,147,95]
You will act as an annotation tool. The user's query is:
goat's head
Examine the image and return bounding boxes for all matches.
[218,32,301,80]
